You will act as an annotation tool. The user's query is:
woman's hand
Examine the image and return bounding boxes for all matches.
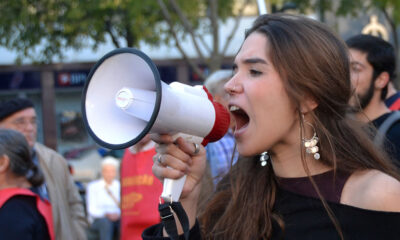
[151,134,207,200]
[151,134,206,233]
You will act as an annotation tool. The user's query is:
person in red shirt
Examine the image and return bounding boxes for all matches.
[120,134,163,240]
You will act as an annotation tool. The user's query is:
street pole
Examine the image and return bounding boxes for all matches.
[256,0,267,15]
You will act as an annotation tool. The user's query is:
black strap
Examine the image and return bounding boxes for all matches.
[159,201,190,240]
[171,202,190,240]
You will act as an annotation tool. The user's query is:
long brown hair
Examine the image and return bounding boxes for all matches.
[199,14,399,239]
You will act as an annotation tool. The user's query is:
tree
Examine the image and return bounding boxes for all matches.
[157,0,252,79]
[0,0,164,63]
[281,0,400,58]
[0,0,204,64]
[0,0,252,80]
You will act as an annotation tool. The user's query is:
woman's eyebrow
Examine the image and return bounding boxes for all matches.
[243,57,268,65]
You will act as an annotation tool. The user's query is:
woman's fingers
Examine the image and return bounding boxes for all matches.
[153,153,189,174]
[152,159,185,180]
[150,133,174,144]
[175,137,205,157]
[150,134,204,160]
[150,134,207,198]
[155,141,192,165]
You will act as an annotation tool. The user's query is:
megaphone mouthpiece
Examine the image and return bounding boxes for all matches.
[202,100,231,145]
[200,86,230,145]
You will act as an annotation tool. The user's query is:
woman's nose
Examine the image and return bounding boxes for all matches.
[224,77,238,95]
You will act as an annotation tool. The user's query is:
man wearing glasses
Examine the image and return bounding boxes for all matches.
[0,98,88,240]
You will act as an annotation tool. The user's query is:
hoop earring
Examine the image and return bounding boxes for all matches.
[260,151,269,167]
[302,118,320,160]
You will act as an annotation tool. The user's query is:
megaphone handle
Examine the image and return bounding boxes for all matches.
[160,133,203,202]
[161,174,187,202]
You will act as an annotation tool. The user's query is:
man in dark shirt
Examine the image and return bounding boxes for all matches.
[346,34,400,166]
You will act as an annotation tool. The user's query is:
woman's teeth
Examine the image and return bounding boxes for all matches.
[230,105,240,112]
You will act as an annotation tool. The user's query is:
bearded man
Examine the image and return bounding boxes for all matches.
[347,34,400,167]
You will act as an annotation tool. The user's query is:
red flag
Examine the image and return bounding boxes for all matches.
[120,148,162,240]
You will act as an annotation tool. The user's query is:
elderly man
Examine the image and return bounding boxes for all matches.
[86,156,121,240]
[0,98,87,240]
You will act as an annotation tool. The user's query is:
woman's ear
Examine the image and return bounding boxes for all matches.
[300,96,318,114]
[0,155,10,173]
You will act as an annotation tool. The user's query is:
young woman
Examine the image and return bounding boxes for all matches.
[143,14,400,239]
[0,129,53,240]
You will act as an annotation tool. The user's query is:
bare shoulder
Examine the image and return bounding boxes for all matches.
[341,169,400,212]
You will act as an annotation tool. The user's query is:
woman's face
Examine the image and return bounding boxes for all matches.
[225,32,298,157]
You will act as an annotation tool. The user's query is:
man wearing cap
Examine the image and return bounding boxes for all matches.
[0,98,88,240]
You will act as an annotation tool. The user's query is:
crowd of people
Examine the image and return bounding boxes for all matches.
[0,98,87,240]
[1,12,400,240]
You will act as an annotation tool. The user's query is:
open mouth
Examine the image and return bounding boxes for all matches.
[229,105,250,131]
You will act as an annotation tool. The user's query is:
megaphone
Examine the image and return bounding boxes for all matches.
[82,48,230,202]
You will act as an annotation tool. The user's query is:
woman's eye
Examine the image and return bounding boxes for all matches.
[250,69,262,76]
[351,66,361,73]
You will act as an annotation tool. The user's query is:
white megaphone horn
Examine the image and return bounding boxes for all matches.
[82,48,230,202]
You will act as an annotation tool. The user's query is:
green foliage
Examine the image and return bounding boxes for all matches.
[284,0,312,13]
[216,0,235,20]
[336,0,365,16]
[283,0,400,26]
[0,0,235,63]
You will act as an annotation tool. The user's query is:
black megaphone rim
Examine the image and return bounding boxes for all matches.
[81,48,162,150]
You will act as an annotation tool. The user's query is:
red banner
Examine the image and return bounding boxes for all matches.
[120,148,162,240]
